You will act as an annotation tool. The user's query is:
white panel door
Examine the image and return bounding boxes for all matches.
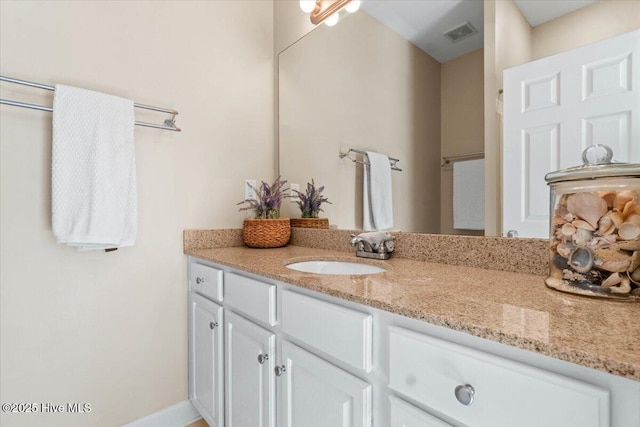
[191,293,224,427]
[281,341,372,427]
[503,29,640,238]
[225,311,276,427]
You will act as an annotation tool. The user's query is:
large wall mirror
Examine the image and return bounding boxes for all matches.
[277,0,639,237]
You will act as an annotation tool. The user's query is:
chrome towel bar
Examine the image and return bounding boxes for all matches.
[0,75,181,132]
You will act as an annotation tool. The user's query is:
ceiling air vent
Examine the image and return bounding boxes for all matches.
[443,21,478,43]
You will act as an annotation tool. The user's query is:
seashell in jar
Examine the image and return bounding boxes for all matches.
[593,248,631,272]
[625,213,640,226]
[601,272,623,288]
[556,242,575,259]
[609,277,631,294]
[545,277,567,288]
[572,219,595,231]
[568,247,594,273]
[631,266,640,284]
[566,192,608,229]
[598,191,617,208]
[561,223,577,236]
[618,222,640,241]
[594,216,615,236]
[622,200,640,218]
[613,190,638,212]
[588,237,613,250]
[552,215,566,226]
[562,213,575,222]
[572,228,593,246]
[608,211,624,229]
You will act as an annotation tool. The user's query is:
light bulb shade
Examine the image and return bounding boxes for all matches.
[299,0,316,13]
[345,0,360,13]
[324,12,339,26]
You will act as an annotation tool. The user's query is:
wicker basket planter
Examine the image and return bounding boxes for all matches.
[290,218,329,229]
[242,218,291,248]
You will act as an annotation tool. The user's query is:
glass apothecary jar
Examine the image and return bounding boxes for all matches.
[544,145,640,301]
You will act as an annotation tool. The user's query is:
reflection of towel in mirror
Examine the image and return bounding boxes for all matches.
[453,159,484,230]
[357,231,393,252]
[363,151,393,231]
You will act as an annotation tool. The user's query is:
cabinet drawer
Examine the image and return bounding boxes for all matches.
[388,327,610,427]
[390,396,452,427]
[282,290,373,372]
[225,272,276,326]
[191,261,223,302]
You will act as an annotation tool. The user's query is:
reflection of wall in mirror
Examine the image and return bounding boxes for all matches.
[278,11,441,232]
[486,0,640,237]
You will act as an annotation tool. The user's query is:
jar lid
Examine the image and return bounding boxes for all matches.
[545,144,640,184]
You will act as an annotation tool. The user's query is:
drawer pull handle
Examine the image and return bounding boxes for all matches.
[258,354,269,365]
[196,277,205,284]
[209,321,218,330]
[274,365,286,376]
[454,384,475,406]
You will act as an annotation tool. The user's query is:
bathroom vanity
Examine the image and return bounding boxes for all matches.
[185,242,639,427]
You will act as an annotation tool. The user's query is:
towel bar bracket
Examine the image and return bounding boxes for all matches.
[339,148,402,172]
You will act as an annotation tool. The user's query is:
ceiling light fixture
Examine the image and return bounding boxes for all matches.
[299,0,359,26]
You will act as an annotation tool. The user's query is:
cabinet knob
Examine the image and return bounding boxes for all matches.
[258,354,269,365]
[209,321,218,329]
[274,365,286,376]
[196,277,205,284]
[454,384,475,405]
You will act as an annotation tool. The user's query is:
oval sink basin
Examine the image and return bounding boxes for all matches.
[286,261,386,275]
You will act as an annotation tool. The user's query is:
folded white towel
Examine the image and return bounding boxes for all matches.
[453,158,485,230]
[52,84,137,250]
[363,151,393,231]
[357,231,393,252]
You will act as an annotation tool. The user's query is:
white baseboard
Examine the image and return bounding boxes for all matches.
[122,400,201,427]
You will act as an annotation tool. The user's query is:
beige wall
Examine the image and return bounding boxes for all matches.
[0,1,274,426]
[278,11,441,232]
[440,48,485,236]
[484,0,533,236]
[532,0,640,60]
[274,0,317,54]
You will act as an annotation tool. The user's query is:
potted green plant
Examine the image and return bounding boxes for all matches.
[238,177,291,248]
[290,179,332,229]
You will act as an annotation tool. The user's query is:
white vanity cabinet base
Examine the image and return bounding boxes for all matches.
[389,396,453,427]
[225,311,276,427]
[388,326,610,427]
[282,290,373,373]
[281,340,372,427]
[190,293,224,427]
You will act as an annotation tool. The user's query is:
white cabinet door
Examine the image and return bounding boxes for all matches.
[503,29,640,238]
[225,311,276,427]
[281,341,372,427]
[191,293,224,427]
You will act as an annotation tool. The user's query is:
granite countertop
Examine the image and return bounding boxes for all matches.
[185,245,640,381]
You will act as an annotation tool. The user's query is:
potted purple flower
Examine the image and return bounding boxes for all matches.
[290,179,332,229]
[238,177,291,248]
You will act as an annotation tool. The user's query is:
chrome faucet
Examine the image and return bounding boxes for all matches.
[350,232,395,260]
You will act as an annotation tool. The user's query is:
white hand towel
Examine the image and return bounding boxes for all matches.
[453,158,485,230]
[52,84,137,250]
[363,151,393,231]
